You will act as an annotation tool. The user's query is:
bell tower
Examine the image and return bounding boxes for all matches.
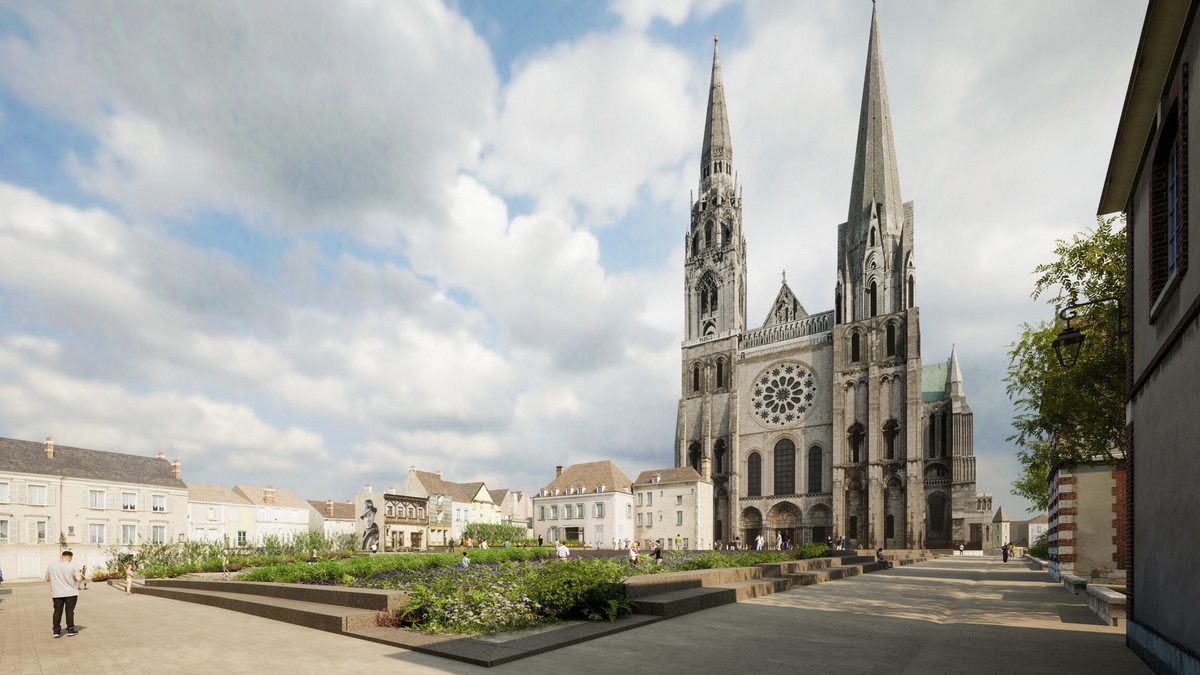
[685,36,746,341]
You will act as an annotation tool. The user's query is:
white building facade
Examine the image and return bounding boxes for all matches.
[532,462,636,548]
[0,437,188,579]
[633,468,714,551]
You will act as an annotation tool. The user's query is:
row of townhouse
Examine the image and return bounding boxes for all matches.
[0,437,189,579]
[530,461,713,551]
[365,466,532,549]
[0,435,537,578]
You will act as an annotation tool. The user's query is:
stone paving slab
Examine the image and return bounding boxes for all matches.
[0,556,1153,674]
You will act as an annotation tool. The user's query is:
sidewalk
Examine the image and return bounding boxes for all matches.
[0,556,1150,674]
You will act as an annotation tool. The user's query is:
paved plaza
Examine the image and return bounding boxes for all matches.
[1,556,1149,674]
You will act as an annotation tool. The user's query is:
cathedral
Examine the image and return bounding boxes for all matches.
[674,7,992,550]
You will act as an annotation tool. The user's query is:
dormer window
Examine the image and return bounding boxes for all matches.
[651,475,660,484]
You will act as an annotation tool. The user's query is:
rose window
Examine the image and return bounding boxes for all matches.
[750,362,817,427]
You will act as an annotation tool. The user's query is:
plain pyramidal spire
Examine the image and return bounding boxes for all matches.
[847,2,903,228]
[701,34,733,193]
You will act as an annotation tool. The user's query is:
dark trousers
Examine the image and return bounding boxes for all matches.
[52,595,78,631]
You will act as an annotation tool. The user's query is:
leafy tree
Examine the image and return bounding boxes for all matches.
[1005,215,1126,511]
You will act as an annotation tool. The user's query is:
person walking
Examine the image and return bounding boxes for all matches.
[220,552,228,573]
[555,540,570,561]
[628,541,640,564]
[826,534,833,550]
[45,550,82,637]
[1002,543,1009,563]
[124,563,134,595]
[653,542,664,566]
[78,565,88,590]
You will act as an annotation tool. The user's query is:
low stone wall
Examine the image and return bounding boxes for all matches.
[1063,575,1088,595]
[1086,586,1126,627]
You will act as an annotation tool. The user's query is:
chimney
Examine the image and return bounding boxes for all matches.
[556,465,563,477]
[365,483,371,494]
[157,451,165,460]
[409,464,416,473]
[326,498,334,517]
[44,436,54,459]
[701,456,712,480]
[435,470,442,478]
[264,485,275,505]
[388,486,394,494]
[171,459,181,480]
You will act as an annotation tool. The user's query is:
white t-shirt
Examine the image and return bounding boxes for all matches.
[556,543,569,558]
[46,561,80,598]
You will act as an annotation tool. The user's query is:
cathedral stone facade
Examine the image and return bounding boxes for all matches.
[674,8,991,550]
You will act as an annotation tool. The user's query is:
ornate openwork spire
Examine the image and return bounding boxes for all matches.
[847,3,903,229]
[701,36,733,193]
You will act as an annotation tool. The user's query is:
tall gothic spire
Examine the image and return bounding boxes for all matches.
[847,4,903,229]
[701,36,733,193]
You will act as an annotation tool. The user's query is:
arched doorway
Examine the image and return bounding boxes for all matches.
[740,507,763,548]
[927,492,950,546]
[766,502,802,549]
[807,504,832,545]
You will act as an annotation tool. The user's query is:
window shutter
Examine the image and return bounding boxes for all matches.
[166,495,172,513]
[47,486,55,506]
[138,493,145,512]
[28,520,37,544]
[108,490,116,510]
[16,482,25,505]
[82,487,88,506]
[139,525,149,543]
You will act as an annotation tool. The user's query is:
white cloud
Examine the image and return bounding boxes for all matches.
[0,0,497,228]
[611,0,734,31]
[479,30,701,224]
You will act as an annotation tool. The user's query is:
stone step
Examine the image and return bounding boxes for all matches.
[135,584,378,634]
[144,579,405,612]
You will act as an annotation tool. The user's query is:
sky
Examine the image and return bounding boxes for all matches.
[0,1,1146,517]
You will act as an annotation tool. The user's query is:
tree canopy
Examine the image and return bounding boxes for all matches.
[1005,215,1126,511]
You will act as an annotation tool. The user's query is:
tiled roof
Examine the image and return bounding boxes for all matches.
[413,470,472,502]
[457,481,491,503]
[189,484,252,505]
[488,488,509,506]
[992,505,1010,523]
[921,363,948,402]
[0,436,186,489]
[633,467,704,485]
[306,499,356,520]
[233,485,308,510]
[1026,514,1049,524]
[539,461,632,493]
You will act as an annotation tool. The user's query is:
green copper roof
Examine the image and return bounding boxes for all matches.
[921,363,947,402]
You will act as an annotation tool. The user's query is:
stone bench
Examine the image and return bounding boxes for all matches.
[1087,586,1127,627]
[1023,555,1047,570]
[1063,575,1088,595]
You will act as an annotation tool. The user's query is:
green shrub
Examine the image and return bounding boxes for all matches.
[1027,533,1049,559]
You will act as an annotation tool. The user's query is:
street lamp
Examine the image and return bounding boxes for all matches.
[1053,297,1123,369]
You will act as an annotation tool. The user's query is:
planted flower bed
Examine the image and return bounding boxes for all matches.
[238,544,831,635]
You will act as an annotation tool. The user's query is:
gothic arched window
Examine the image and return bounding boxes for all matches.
[747,453,762,497]
[869,227,876,247]
[714,439,727,474]
[692,365,700,393]
[849,515,858,539]
[908,275,914,308]
[705,221,714,248]
[869,280,878,318]
[691,234,699,257]
[773,439,795,495]
[886,323,896,356]
[721,221,731,246]
[807,446,822,493]
[851,332,861,363]
[716,359,724,389]
[883,419,900,460]
[848,423,865,463]
[688,442,702,473]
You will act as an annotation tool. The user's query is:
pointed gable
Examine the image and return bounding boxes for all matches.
[762,275,809,327]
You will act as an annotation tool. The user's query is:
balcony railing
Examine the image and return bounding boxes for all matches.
[739,311,834,350]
